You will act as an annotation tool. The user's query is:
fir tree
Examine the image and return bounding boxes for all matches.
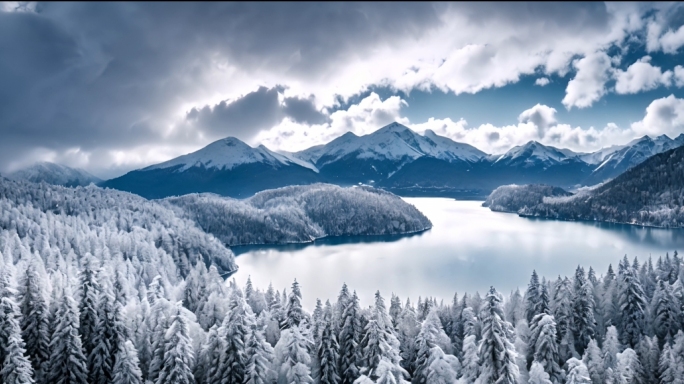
[527,362,552,384]
[112,340,143,384]
[531,315,563,384]
[602,326,620,376]
[194,325,222,384]
[217,287,251,384]
[318,308,340,384]
[658,343,676,384]
[0,296,35,384]
[17,262,50,382]
[156,303,195,384]
[564,358,591,384]
[340,292,362,384]
[424,346,459,384]
[78,255,100,358]
[651,279,679,341]
[89,272,127,384]
[572,266,596,355]
[47,284,89,384]
[244,319,275,384]
[525,271,541,323]
[283,280,304,330]
[614,348,644,384]
[581,338,603,384]
[477,287,519,384]
[618,256,647,348]
[460,334,479,383]
[280,325,313,384]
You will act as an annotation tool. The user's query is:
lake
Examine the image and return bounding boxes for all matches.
[231,198,684,309]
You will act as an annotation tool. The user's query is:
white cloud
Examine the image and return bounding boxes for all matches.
[631,95,684,138]
[562,51,613,109]
[614,56,672,94]
[254,93,409,153]
[535,77,550,86]
[674,65,684,87]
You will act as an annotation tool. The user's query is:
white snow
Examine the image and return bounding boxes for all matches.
[296,122,486,166]
[494,141,569,165]
[145,137,318,172]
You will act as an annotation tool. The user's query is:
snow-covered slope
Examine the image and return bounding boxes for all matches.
[146,137,316,172]
[296,122,486,166]
[8,162,101,187]
[493,141,572,168]
[586,134,684,183]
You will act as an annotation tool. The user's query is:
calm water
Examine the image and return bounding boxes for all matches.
[231,198,684,309]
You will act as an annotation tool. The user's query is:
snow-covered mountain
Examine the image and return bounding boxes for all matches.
[102,137,320,199]
[146,137,318,172]
[297,122,486,166]
[493,141,575,168]
[100,121,684,199]
[585,134,684,184]
[7,162,101,187]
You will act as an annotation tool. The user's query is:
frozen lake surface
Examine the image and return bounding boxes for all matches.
[231,198,684,308]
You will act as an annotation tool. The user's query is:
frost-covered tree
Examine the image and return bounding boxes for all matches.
[17,262,50,382]
[317,308,340,384]
[527,362,552,384]
[531,315,563,383]
[635,336,659,384]
[244,318,275,384]
[460,334,479,384]
[284,280,304,330]
[525,271,541,323]
[112,340,143,384]
[156,303,195,384]
[617,257,647,348]
[276,325,313,384]
[194,325,222,384]
[78,255,101,358]
[424,346,459,384]
[340,292,362,384]
[614,348,643,384]
[0,296,35,384]
[217,287,251,384]
[413,309,452,384]
[651,279,679,341]
[551,276,574,364]
[477,287,519,384]
[389,294,403,329]
[582,338,603,384]
[504,289,524,327]
[48,284,89,384]
[602,326,620,376]
[564,358,591,384]
[89,272,127,384]
[572,266,596,355]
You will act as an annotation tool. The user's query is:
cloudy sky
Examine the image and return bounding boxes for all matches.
[3,2,684,178]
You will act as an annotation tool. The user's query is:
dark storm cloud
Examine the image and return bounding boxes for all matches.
[0,2,442,174]
[185,86,328,139]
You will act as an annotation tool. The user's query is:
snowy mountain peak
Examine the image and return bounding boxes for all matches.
[496,140,569,166]
[8,162,101,187]
[145,136,313,172]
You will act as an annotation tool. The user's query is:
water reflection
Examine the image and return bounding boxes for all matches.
[232,198,684,309]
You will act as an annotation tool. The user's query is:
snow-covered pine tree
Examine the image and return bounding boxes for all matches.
[669,330,684,383]
[635,335,659,384]
[527,361,552,384]
[527,282,551,370]
[564,358,591,384]
[525,271,541,323]
[78,255,101,359]
[602,326,620,376]
[572,266,596,355]
[279,325,314,384]
[389,294,402,329]
[47,283,89,384]
[0,296,35,384]
[244,316,275,384]
[551,276,574,364]
[89,271,127,384]
[614,348,644,384]
[17,261,50,382]
[340,291,362,384]
[396,299,419,377]
[312,299,324,346]
[194,324,222,384]
[531,314,563,384]
[217,286,251,384]
[581,338,603,384]
[504,288,524,327]
[424,346,459,384]
[618,256,647,348]
[112,340,143,384]
[318,306,340,384]
[658,342,676,384]
[652,279,679,341]
[477,286,519,384]
[156,303,195,384]
[283,280,304,330]
[460,334,479,383]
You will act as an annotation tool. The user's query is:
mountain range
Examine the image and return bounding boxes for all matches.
[5,161,101,187]
[14,122,684,199]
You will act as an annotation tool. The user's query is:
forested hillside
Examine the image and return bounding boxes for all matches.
[163,184,432,246]
[483,184,572,213]
[1,215,683,383]
[485,145,684,228]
